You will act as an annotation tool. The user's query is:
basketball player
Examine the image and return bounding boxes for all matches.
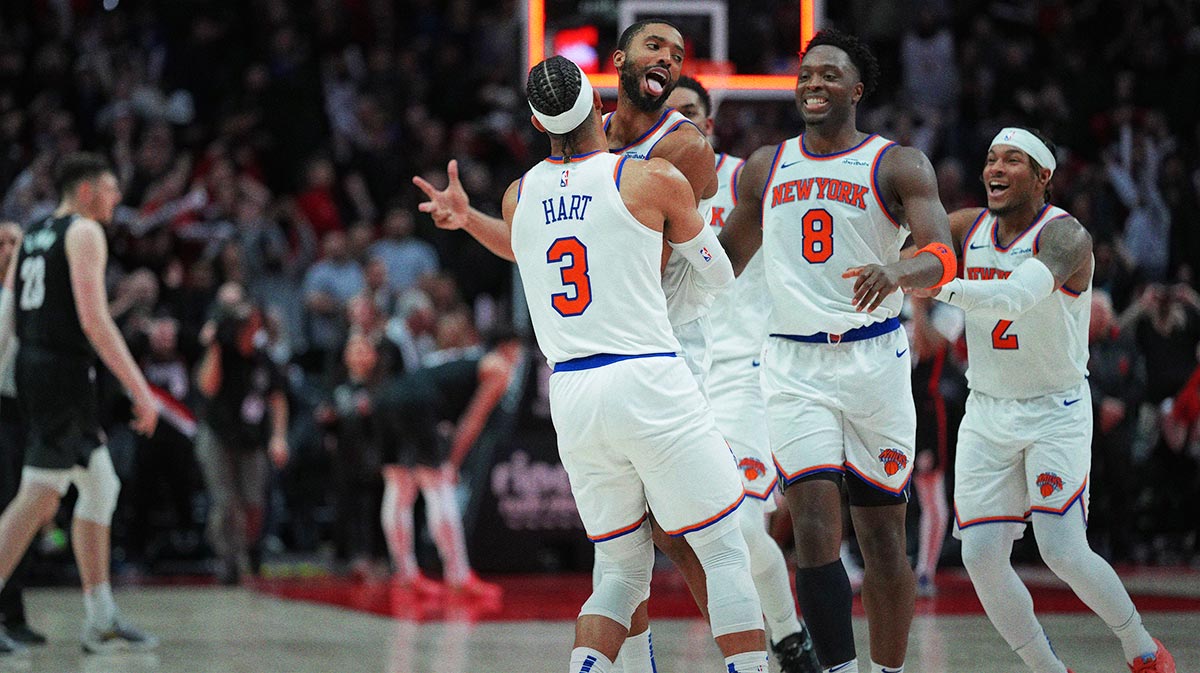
[719,30,957,673]
[412,21,742,673]
[912,127,1175,673]
[0,153,159,652]
[417,55,769,673]
[666,75,819,673]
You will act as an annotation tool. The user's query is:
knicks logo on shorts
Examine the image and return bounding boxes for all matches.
[1036,472,1064,498]
[738,457,768,481]
[877,448,908,476]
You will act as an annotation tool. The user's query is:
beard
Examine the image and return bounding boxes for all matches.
[618,63,674,113]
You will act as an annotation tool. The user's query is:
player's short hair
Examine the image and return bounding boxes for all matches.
[54,152,112,196]
[1018,126,1057,203]
[527,55,585,120]
[617,18,682,53]
[674,75,712,117]
[802,29,880,101]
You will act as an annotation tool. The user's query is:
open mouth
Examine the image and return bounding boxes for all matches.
[987,181,1010,198]
[644,67,669,96]
[802,95,829,113]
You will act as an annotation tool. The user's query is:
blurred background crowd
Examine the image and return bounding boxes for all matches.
[0,0,1198,585]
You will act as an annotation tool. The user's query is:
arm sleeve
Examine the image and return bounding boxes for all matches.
[935,257,1057,319]
[668,225,733,291]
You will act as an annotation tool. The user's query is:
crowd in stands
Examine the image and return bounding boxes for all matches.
[0,0,1197,577]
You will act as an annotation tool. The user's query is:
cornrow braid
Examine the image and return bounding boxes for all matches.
[1019,126,1057,204]
[803,28,880,101]
[527,55,582,118]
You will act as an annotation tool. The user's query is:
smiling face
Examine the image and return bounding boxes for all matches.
[614,23,685,112]
[795,45,862,129]
[982,145,1050,216]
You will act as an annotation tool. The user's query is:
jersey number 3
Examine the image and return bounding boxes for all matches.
[547,237,591,317]
[802,208,834,263]
[991,319,1018,350]
[18,256,45,310]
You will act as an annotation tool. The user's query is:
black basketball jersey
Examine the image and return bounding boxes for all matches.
[14,214,93,359]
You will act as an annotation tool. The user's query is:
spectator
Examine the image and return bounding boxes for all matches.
[194,284,290,584]
[1088,290,1147,561]
[370,206,439,294]
[302,230,365,372]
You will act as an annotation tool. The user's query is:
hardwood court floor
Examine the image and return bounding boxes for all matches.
[4,568,1198,672]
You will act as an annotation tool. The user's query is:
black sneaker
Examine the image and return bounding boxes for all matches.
[5,622,46,645]
[772,626,821,673]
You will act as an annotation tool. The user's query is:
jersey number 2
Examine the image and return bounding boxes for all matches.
[547,237,591,317]
[18,256,45,310]
[802,208,834,263]
[991,320,1018,350]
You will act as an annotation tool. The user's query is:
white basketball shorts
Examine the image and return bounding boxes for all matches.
[762,326,915,498]
[953,381,1092,539]
[550,354,746,544]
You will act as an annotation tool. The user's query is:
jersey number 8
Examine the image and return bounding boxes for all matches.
[802,208,834,263]
[547,237,592,317]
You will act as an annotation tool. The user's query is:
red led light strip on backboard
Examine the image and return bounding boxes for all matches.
[525,0,815,94]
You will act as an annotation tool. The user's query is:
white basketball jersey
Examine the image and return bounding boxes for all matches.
[603,109,712,326]
[960,205,1091,398]
[762,134,908,335]
[511,151,680,366]
[707,154,770,363]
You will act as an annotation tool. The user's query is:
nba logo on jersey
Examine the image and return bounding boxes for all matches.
[1036,472,1064,497]
[878,448,908,476]
[560,170,569,187]
[700,247,712,263]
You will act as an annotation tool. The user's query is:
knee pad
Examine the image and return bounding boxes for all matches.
[737,501,778,576]
[687,516,764,637]
[581,522,654,629]
[73,449,121,524]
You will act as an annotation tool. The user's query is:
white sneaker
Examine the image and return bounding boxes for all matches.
[81,614,159,654]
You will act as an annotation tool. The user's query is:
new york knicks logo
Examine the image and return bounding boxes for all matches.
[878,448,908,476]
[1036,472,1064,498]
[738,457,767,482]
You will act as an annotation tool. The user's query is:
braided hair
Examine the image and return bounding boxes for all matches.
[803,29,880,101]
[1020,127,1057,204]
[527,55,591,156]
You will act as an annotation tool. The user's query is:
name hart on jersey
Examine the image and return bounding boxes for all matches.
[770,177,869,210]
[966,267,1012,280]
[542,194,594,225]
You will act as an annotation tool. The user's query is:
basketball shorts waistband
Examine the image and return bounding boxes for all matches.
[770,317,901,344]
[552,352,676,372]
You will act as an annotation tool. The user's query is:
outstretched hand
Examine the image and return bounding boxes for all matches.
[842,264,903,312]
[412,160,471,230]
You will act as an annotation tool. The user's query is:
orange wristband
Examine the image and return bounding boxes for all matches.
[917,242,957,289]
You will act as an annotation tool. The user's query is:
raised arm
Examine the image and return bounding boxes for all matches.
[717,144,776,276]
[66,219,158,436]
[935,216,1092,319]
[413,160,516,262]
[844,146,955,312]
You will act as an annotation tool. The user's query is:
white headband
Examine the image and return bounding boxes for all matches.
[529,60,595,135]
[990,127,1056,177]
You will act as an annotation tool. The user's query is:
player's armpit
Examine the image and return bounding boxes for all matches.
[718,144,776,276]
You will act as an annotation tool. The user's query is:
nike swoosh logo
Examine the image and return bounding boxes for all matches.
[751,360,761,367]
[780,160,802,170]
[1063,398,1081,406]
[896,348,907,358]
[969,242,988,250]
[947,291,955,303]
